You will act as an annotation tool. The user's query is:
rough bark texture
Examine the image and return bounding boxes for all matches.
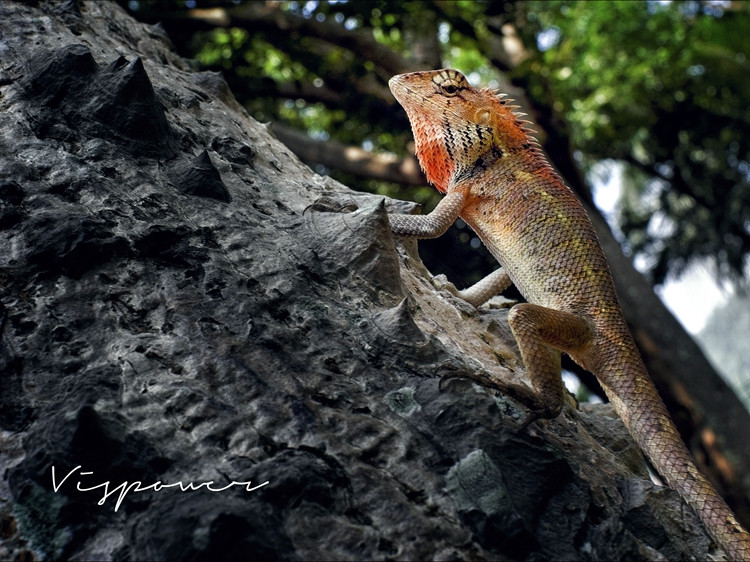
[0,1,726,560]
[122,2,750,518]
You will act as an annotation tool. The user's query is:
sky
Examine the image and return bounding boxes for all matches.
[656,265,731,334]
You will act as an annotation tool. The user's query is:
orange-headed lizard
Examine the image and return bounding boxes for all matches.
[387,68,750,559]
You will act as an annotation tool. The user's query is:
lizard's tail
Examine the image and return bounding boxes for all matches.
[598,349,750,560]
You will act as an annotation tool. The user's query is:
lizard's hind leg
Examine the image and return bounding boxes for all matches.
[507,303,595,419]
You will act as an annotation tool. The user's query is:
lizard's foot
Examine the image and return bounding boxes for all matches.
[439,369,562,429]
[306,195,360,214]
[431,274,461,297]
[493,394,545,429]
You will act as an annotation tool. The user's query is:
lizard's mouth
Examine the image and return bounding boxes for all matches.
[388,79,423,106]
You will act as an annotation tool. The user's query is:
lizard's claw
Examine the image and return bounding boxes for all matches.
[431,274,461,297]
[438,370,548,429]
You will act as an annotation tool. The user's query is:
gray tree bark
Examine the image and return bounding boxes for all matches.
[0,1,730,559]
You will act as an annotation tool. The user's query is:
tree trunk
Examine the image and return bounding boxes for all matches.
[0,1,737,559]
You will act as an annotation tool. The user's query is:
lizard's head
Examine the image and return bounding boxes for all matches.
[389,69,533,193]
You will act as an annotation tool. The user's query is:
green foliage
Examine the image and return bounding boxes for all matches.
[517,0,750,283]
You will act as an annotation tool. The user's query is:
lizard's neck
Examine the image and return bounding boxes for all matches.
[414,132,454,193]
[412,113,531,194]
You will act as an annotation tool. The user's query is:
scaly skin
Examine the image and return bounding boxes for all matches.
[388,69,750,560]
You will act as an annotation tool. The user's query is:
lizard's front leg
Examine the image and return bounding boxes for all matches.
[388,191,465,238]
[389,192,511,306]
[444,267,511,308]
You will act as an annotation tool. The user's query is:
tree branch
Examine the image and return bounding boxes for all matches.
[271,123,425,187]
[186,3,420,77]
[241,77,345,106]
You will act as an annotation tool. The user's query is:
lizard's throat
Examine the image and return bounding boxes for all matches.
[414,137,455,193]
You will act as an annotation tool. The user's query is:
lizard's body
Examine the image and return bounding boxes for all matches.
[388,69,750,559]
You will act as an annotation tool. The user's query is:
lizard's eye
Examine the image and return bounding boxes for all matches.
[441,83,459,96]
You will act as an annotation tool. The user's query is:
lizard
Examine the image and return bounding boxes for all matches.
[387,68,750,560]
